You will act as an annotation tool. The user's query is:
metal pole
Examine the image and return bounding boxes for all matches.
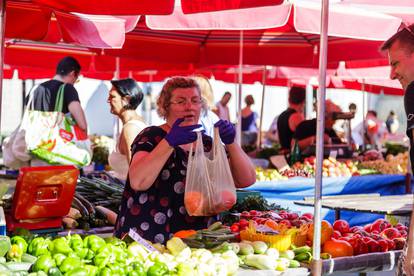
[114,57,120,80]
[362,80,366,150]
[0,0,6,134]
[312,0,329,274]
[236,30,244,145]
[22,80,26,117]
[257,66,267,150]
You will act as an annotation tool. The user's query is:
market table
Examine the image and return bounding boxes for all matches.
[294,194,413,220]
[246,174,411,226]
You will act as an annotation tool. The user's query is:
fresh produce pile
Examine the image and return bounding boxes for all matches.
[359,152,409,175]
[65,176,123,229]
[255,167,287,181]
[0,225,305,275]
[90,135,114,166]
[226,209,407,261]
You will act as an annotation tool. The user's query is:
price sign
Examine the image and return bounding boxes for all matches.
[128,228,158,252]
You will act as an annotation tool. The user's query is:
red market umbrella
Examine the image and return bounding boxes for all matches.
[6,1,139,49]
[31,0,284,15]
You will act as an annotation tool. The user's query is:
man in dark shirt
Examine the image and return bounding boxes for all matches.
[276,86,306,152]
[381,23,414,275]
[30,56,87,133]
[293,99,342,150]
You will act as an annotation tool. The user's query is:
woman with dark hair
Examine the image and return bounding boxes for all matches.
[241,95,259,146]
[107,78,146,180]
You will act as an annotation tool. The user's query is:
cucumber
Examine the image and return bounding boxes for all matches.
[207,222,222,231]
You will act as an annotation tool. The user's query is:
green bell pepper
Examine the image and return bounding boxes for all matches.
[59,256,82,274]
[98,267,112,276]
[83,236,106,253]
[68,235,83,251]
[104,237,126,249]
[32,254,56,273]
[28,237,51,257]
[11,236,28,254]
[52,253,66,267]
[107,263,126,275]
[147,262,169,276]
[51,238,72,256]
[64,267,88,276]
[74,247,88,259]
[47,267,62,276]
[93,244,115,269]
[7,243,23,262]
[128,261,145,276]
[84,264,99,276]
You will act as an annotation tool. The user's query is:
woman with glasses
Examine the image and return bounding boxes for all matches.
[107,78,146,181]
[114,76,256,243]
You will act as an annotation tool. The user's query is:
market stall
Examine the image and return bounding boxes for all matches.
[248,174,411,227]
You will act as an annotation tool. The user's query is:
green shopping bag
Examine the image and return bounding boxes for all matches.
[25,84,91,167]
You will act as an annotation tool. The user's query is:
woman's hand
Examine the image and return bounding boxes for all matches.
[214,120,236,145]
[165,118,201,147]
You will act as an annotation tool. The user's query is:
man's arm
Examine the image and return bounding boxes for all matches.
[68,101,88,133]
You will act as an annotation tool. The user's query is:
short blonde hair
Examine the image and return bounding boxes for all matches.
[192,75,215,109]
[156,76,206,119]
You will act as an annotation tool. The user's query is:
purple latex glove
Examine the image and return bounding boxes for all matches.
[165,118,202,147]
[214,119,236,145]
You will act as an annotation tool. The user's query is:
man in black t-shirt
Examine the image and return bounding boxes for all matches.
[293,100,342,151]
[381,23,414,275]
[30,56,87,133]
[275,86,306,152]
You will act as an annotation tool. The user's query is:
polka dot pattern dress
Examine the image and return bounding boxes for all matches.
[114,126,217,243]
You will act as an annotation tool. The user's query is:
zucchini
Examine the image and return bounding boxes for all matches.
[5,262,32,271]
[21,253,37,264]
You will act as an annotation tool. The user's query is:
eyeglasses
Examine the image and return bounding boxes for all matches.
[169,98,202,106]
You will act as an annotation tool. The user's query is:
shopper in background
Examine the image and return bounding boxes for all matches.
[293,100,342,151]
[386,110,400,134]
[214,92,231,121]
[107,78,146,181]
[276,86,306,153]
[30,56,87,132]
[241,95,259,146]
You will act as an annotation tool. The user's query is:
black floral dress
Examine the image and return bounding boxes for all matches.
[114,126,217,243]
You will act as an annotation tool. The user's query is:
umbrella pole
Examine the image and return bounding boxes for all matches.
[0,0,5,134]
[257,66,267,150]
[312,0,330,274]
[236,30,244,145]
[362,79,366,150]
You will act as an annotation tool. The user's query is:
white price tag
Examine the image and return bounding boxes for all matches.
[128,228,158,252]
[270,155,290,172]
[329,150,338,159]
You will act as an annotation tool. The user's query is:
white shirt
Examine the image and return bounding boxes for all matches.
[216,102,230,121]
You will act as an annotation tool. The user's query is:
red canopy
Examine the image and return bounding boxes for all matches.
[31,0,284,15]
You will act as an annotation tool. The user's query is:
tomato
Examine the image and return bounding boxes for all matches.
[333,220,350,234]
[230,224,240,233]
[332,230,342,239]
[367,240,381,253]
[377,239,389,252]
[323,239,354,258]
[279,220,292,228]
[380,228,401,240]
[370,219,391,233]
[264,219,278,230]
[239,219,249,228]
[307,220,334,245]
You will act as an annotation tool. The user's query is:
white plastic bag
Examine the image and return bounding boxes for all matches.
[185,128,236,216]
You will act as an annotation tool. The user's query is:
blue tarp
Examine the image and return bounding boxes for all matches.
[246,175,410,226]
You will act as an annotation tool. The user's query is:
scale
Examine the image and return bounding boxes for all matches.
[6,165,79,233]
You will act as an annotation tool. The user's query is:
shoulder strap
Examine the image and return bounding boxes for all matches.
[54,84,65,112]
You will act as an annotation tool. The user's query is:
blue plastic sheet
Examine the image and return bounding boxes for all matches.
[246,175,410,226]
